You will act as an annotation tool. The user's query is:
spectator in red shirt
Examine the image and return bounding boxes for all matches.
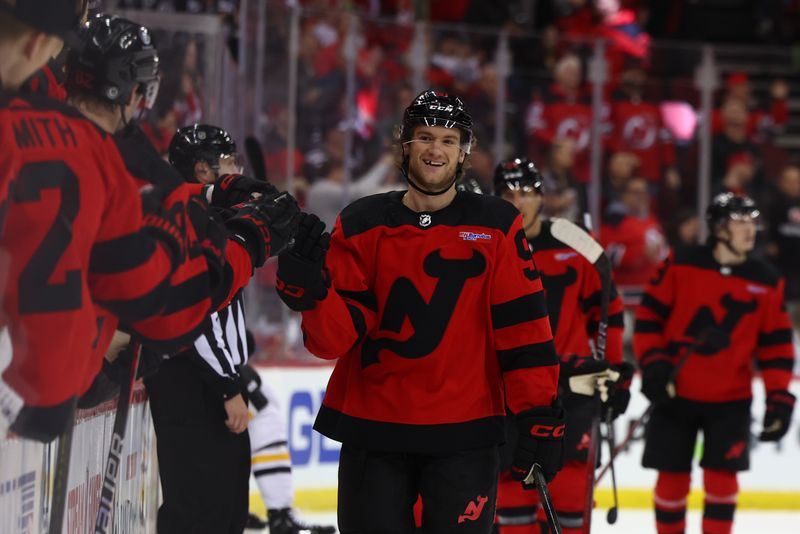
[601,176,669,306]
[712,72,789,141]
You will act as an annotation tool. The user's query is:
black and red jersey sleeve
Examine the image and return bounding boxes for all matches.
[756,278,795,394]
[632,254,675,362]
[300,217,378,360]
[579,265,625,365]
[491,215,559,413]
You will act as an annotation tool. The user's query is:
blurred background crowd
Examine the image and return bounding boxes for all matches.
[97,0,800,363]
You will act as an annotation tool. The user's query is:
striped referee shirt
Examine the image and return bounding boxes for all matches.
[181,292,249,399]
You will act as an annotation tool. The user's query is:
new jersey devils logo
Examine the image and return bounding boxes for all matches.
[555,117,590,150]
[361,249,486,368]
[683,293,757,355]
[622,115,657,150]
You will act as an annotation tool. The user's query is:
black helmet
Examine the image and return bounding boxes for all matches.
[0,0,86,46]
[169,124,237,181]
[493,158,543,195]
[706,192,760,235]
[456,177,484,194]
[400,90,473,153]
[67,14,159,109]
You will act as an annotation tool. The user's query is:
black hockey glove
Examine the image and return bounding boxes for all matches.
[226,192,300,268]
[639,351,673,405]
[603,361,634,421]
[140,185,186,270]
[759,390,796,442]
[211,173,279,209]
[511,403,565,487]
[276,213,331,311]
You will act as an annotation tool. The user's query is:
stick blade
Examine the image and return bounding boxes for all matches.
[550,218,604,264]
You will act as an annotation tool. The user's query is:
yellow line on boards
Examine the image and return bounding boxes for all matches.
[249,488,800,514]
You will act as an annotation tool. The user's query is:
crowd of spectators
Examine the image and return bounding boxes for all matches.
[106,0,800,357]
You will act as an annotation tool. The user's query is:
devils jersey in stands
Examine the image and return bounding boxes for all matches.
[530,220,624,365]
[634,245,795,402]
[301,190,559,452]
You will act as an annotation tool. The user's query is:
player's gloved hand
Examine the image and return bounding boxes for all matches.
[639,351,673,405]
[211,173,279,209]
[226,192,300,268]
[276,213,331,311]
[140,184,186,270]
[559,355,611,397]
[759,390,796,442]
[603,361,634,421]
[511,402,565,487]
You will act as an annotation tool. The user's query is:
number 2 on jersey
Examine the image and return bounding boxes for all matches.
[11,161,82,314]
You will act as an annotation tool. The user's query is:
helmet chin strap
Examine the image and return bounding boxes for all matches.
[401,155,463,197]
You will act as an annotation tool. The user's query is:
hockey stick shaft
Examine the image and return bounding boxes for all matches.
[94,343,142,534]
[595,404,653,485]
[48,417,75,534]
[524,464,562,534]
[244,136,268,182]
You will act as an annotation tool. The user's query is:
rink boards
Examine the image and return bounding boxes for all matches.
[253,366,800,513]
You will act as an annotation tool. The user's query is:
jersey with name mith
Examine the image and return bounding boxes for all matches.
[301,190,559,453]
[633,245,795,402]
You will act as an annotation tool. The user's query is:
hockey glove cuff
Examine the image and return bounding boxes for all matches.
[639,351,673,405]
[276,213,331,311]
[559,355,612,398]
[603,361,634,420]
[212,174,278,209]
[226,192,300,268]
[511,403,565,487]
[759,389,796,442]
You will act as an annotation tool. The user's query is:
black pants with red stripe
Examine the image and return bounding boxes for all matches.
[145,357,251,534]
[338,443,500,533]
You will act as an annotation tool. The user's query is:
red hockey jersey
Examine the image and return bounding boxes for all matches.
[530,220,624,365]
[301,191,559,452]
[0,93,175,421]
[633,246,795,402]
[607,93,676,183]
[527,85,594,183]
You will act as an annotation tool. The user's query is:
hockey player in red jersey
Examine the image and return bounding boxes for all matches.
[276,90,563,532]
[635,193,796,534]
[0,0,181,442]
[492,158,630,534]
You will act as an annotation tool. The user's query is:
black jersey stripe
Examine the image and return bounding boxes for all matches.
[491,292,549,329]
[640,293,671,320]
[758,329,793,347]
[497,342,559,372]
[634,320,663,334]
[90,233,158,273]
[757,357,795,371]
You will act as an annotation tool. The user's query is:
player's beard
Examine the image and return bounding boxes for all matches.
[407,155,459,193]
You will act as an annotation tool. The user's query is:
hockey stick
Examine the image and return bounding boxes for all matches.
[550,218,614,531]
[595,404,652,485]
[47,414,75,534]
[523,464,562,534]
[604,410,619,524]
[94,342,142,534]
[244,136,268,182]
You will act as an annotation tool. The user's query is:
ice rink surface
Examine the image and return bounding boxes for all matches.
[246,509,800,533]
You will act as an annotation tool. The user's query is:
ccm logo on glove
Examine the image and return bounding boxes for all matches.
[530,424,565,439]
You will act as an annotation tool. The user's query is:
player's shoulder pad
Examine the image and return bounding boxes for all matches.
[1,90,110,138]
[338,192,397,239]
[739,255,782,288]
[460,192,520,235]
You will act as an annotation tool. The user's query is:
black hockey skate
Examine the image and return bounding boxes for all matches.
[267,508,337,534]
[246,512,268,530]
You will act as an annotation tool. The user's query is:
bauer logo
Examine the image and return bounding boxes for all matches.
[459,231,491,242]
